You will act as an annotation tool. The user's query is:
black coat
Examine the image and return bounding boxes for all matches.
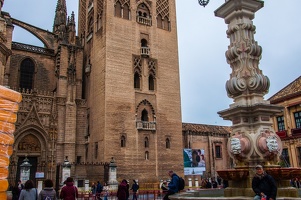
[252,173,277,199]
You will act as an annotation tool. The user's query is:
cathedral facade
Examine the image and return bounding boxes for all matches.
[0,0,184,188]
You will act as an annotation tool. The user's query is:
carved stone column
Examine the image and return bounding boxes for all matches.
[214,0,299,198]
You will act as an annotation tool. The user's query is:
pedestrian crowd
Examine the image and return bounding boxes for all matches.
[10,166,280,200]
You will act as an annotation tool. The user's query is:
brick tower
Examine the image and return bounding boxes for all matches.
[78,0,183,182]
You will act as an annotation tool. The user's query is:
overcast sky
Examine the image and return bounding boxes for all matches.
[3,1,301,126]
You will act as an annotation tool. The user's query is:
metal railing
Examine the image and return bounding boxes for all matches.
[77,190,165,200]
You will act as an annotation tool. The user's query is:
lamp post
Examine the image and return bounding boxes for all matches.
[108,157,118,191]
[62,156,71,184]
[20,156,31,184]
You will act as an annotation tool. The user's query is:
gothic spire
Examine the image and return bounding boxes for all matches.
[67,11,76,44]
[53,0,67,40]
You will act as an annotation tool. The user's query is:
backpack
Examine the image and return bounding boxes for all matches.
[178,176,185,191]
[43,190,52,200]
[44,196,51,200]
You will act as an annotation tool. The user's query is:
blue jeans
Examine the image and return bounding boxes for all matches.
[254,195,261,200]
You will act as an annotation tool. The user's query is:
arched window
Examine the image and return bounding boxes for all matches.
[123,4,130,20]
[163,16,169,31]
[121,135,126,147]
[96,14,102,31]
[166,138,170,149]
[115,1,122,18]
[157,14,163,29]
[88,16,94,34]
[149,74,154,91]
[19,58,35,90]
[141,109,148,121]
[134,72,140,89]
[144,137,149,148]
[145,151,149,160]
[141,39,148,47]
[136,3,151,26]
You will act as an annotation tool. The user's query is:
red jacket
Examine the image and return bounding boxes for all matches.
[60,182,78,200]
[117,182,129,200]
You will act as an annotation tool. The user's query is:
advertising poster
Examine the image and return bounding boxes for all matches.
[183,148,206,175]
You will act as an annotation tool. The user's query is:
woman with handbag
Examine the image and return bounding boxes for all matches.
[60,177,78,200]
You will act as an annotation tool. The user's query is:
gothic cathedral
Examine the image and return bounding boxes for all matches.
[0,0,183,187]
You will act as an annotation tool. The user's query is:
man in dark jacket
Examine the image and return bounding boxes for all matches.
[252,165,277,200]
[163,170,179,200]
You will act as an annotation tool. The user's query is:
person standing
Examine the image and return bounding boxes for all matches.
[117,179,129,200]
[163,170,179,200]
[59,177,78,200]
[103,182,109,200]
[130,180,139,200]
[18,180,38,200]
[38,179,57,200]
[252,165,277,200]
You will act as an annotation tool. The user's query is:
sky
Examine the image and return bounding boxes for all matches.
[3,0,301,126]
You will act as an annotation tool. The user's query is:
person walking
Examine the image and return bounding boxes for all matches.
[18,180,38,200]
[252,165,277,200]
[117,179,129,200]
[96,181,103,200]
[163,170,179,200]
[130,180,139,200]
[59,177,78,200]
[38,179,57,200]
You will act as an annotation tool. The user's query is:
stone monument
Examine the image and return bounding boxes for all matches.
[215,0,301,197]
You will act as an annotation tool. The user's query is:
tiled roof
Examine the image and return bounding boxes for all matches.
[182,122,231,134]
[268,76,301,103]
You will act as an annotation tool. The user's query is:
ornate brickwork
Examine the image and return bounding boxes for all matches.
[156,0,169,18]
[148,58,156,77]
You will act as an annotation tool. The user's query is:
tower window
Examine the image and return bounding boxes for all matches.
[136,3,151,26]
[149,75,155,91]
[134,72,140,89]
[141,109,148,122]
[121,135,126,147]
[19,58,35,90]
[166,138,170,149]
[123,4,130,20]
[115,1,122,18]
[144,137,149,148]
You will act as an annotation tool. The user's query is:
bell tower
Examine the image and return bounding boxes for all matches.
[78,0,183,181]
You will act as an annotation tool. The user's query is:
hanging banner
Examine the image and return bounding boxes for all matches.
[183,148,206,175]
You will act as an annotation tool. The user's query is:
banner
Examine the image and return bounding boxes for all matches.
[183,148,206,175]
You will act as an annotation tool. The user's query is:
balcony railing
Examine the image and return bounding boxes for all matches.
[137,16,152,26]
[292,128,301,137]
[136,121,156,131]
[276,130,288,139]
[141,47,150,56]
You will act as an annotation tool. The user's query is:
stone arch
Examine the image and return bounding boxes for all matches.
[136,0,152,15]
[11,18,55,49]
[136,99,156,122]
[14,125,50,155]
